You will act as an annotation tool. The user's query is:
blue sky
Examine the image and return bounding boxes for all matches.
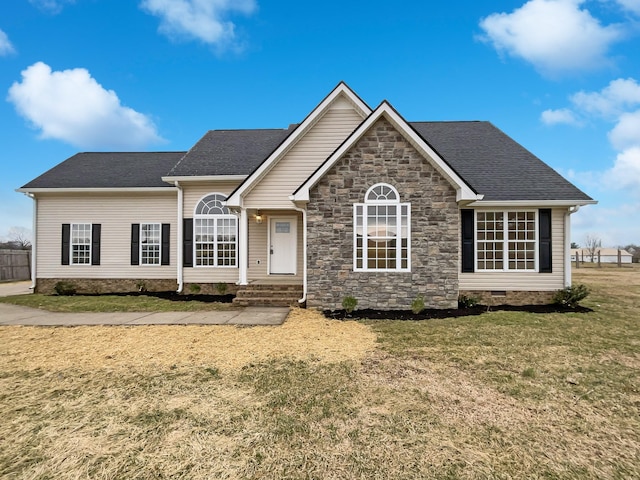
[1,0,639,246]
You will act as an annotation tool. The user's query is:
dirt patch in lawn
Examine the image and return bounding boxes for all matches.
[0,308,376,374]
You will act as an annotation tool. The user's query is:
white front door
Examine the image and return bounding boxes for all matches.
[269,216,297,274]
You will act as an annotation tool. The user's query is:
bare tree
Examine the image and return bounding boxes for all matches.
[584,234,601,263]
[8,227,32,250]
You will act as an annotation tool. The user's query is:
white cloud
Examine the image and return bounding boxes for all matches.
[616,0,640,15]
[479,0,624,75]
[608,110,640,150]
[140,0,257,47]
[541,108,581,125]
[29,0,75,14]
[604,146,640,189]
[0,29,15,56]
[7,62,163,150]
[571,78,640,118]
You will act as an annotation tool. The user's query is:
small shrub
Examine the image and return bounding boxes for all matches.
[342,296,358,314]
[189,283,201,294]
[458,294,479,309]
[135,280,147,293]
[215,282,228,295]
[411,295,425,314]
[54,281,77,296]
[553,284,590,308]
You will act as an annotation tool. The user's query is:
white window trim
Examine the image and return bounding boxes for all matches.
[70,222,92,266]
[193,193,238,269]
[474,209,539,273]
[140,222,161,267]
[353,183,411,272]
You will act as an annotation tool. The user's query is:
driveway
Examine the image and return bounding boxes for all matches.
[0,281,289,326]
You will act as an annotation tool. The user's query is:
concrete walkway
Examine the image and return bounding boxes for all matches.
[0,281,289,326]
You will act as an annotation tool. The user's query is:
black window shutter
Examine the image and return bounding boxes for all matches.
[161,224,170,265]
[461,209,474,273]
[183,218,193,267]
[539,209,552,273]
[131,224,140,265]
[91,224,101,266]
[61,224,70,265]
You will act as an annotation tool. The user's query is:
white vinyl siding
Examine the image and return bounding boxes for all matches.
[244,105,364,208]
[459,208,565,291]
[36,192,176,279]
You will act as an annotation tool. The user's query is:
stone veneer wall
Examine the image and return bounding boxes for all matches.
[306,117,459,310]
[36,278,238,295]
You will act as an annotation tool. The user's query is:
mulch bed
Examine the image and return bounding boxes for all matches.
[324,304,592,321]
[72,291,235,303]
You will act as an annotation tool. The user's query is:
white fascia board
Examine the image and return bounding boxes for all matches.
[161,175,247,183]
[15,187,177,193]
[292,102,480,203]
[466,199,598,208]
[226,83,372,207]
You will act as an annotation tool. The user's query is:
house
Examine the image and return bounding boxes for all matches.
[571,248,632,264]
[18,83,596,310]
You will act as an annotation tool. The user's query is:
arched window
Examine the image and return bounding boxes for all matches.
[354,183,410,271]
[194,193,237,267]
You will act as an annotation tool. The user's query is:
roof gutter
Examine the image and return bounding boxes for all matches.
[15,187,177,193]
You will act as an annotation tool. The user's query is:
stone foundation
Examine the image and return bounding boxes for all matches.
[459,290,555,306]
[36,278,238,296]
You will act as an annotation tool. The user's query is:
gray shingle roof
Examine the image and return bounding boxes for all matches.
[21,120,592,203]
[410,121,593,201]
[167,127,296,177]
[21,152,186,189]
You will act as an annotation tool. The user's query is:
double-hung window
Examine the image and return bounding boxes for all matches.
[354,183,410,271]
[140,223,161,265]
[71,223,91,265]
[476,210,537,271]
[194,194,237,267]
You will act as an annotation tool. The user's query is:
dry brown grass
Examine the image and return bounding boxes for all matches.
[1,307,375,373]
[1,267,639,479]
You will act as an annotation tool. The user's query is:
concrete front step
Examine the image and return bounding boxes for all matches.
[233,284,303,307]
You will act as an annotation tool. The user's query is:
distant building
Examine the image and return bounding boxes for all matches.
[571,248,632,264]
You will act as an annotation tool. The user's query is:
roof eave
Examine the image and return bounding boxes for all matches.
[466,199,598,207]
[16,187,177,193]
[161,175,247,183]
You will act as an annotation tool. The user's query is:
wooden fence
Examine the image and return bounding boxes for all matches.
[0,249,31,281]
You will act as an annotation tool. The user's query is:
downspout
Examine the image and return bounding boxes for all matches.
[290,204,307,304]
[175,181,184,293]
[565,205,581,287]
[25,193,37,291]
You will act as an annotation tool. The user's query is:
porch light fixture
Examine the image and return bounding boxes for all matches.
[255,211,263,224]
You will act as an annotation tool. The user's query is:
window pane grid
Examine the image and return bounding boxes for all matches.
[354,184,409,272]
[476,211,536,271]
[141,223,161,265]
[195,216,237,267]
[71,223,91,265]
